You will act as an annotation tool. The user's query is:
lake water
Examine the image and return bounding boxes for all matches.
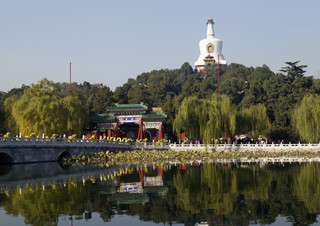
[1,161,320,225]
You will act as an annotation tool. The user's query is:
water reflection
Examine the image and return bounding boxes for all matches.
[0,161,320,225]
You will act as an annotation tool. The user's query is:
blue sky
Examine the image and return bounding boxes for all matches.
[1,0,319,92]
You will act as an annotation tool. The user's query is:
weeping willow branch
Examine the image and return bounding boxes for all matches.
[292,94,320,142]
[237,104,270,137]
[173,94,236,144]
[6,79,88,136]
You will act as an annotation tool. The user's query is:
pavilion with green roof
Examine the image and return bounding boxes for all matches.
[90,103,167,141]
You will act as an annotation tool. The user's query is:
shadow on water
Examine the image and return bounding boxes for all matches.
[0,161,117,190]
[0,153,13,165]
[0,165,12,176]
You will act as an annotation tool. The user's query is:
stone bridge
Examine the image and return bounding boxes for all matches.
[3,136,320,164]
[0,137,168,164]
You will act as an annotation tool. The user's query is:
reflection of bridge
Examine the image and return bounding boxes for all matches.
[0,162,170,192]
[0,162,170,202]
[0,162,122,192]
[0,136,168,164]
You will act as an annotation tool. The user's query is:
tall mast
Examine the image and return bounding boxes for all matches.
[69,62,72,90]
[218,55,220,103]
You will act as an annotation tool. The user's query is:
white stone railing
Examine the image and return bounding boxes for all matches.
[3,136,320,151]
[169,142,320,151]
[0,136,169,149]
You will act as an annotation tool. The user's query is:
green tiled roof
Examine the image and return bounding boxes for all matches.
[142,112,167,119]
[107,103,149,111]
[90,105,167,124]
[90,113,115,122]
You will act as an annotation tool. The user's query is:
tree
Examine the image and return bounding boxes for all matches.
[56,81,101,113]
[127,85,151,106]
[0,92,4,131]
[173,94,236,144]
[203,94,236,143]
[292,94,320,142]
[237,104,271,137]
[239,94,256,109]
[0,107,4,131]
[62,94,88,135]
[220,77,246,105]
[92,86,114,114]
[180,62,194,75]
[3,95,19,135]
[173,96,204,140]
[8,78,88,136]
[113,86,128,104]
[247,65,274,81]
[113,79,136,104]
[247,79,265,104]
[280,61,307,79]
[80,82,101,112]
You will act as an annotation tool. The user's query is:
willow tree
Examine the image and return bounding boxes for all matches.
[202,94,236,143]
[173,94,236,144]
[292,94,320,142]
[3,95,19,135]
[237,104,270,137]
[9,79,88,136]
[173,96,204,140]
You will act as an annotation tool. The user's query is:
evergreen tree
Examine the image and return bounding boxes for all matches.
[127,85,152,106]
[92,86,114,114]
[280,61,307,79]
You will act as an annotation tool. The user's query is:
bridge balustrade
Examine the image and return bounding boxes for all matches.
[0,136,169,150]
[169,142,320,151]
[3,135,320,152]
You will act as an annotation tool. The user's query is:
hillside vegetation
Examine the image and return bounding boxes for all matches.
[1,61,319,143]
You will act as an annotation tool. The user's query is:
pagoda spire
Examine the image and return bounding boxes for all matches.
[206,16,215,37]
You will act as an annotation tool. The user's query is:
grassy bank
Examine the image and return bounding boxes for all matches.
[63,149,320,167]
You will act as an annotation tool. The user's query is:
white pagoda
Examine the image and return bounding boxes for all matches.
[195,16,226,71]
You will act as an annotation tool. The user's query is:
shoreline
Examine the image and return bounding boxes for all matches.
[65,149,320,167]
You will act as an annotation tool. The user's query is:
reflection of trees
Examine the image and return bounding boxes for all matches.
[91,195,114,222]
[173,164,272,215]
[2,163,320,225]
[4,181,91,226]
[174,164,235,214]
[294,163,320,213]
[173,163,320,225]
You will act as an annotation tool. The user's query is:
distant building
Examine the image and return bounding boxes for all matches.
[195,16,227,71]
[90,103,167,141]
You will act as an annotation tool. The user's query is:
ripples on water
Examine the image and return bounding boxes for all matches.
[0,161,320,225]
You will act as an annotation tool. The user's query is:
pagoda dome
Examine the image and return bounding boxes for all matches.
[195,16,226,71]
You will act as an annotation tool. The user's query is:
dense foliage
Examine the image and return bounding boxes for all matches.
[111,61,319,142]
[173,94,236,143]
[292,94,320,142]
[0,60,319,142]
[3,79,88,136]
[237,104,270,137]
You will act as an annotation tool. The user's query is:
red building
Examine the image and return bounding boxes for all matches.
[90,103,167,141]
